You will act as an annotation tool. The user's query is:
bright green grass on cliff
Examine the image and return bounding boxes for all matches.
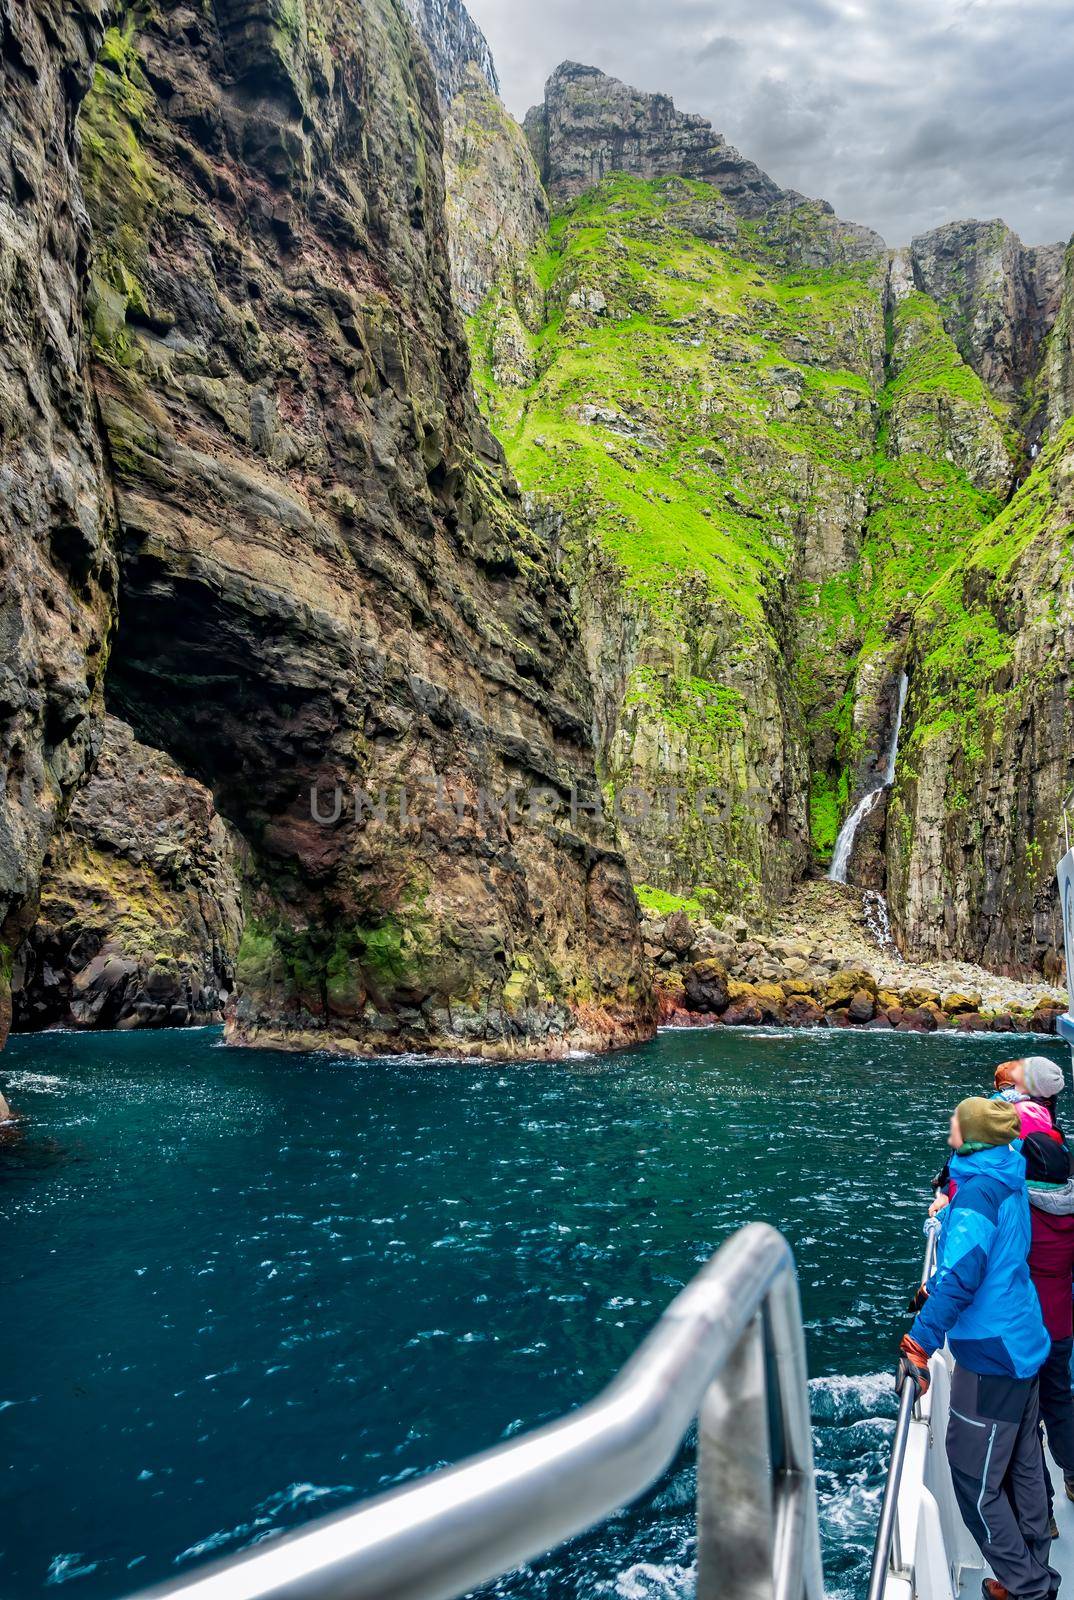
[470,172,1024,884]
[795,289,1009,853]
[909,415,1074,756]
[470,175,881,631]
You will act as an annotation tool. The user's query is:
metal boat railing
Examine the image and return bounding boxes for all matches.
[132,1220,824,1600]
[866,1215,941,1600]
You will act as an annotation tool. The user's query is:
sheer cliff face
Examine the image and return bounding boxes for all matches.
[459,59,1074,975]
[15,0,649,1058]
[0,0,116,1041]
[1045,242,1074,438]
[13,716,242,1032]
[910,221,1065,428]
[443,64,549,315]
[403,0,499,105]
[889,413,1074,976]
[882,230,1074,977]
[468,67,1025,920]
[884,228,1074,977]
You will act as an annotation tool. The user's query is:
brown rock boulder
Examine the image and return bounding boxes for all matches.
[662,911,696,959]
[898,1006,939,1032]
[847,989,876,1024]
[823,968,879,1010]
[683,959,731,1015]
[1031,1002,1064,1035]
[784,996,825,1028]
[723,981,785,1022]
[943,992,982,1015]
[723,998,766,1027]
[784,977,819,998]
[902,987,942,1010]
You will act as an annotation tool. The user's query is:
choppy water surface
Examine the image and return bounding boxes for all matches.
[2,1025,1068,1599]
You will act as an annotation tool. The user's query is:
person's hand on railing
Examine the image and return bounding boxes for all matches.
[896,1334,931,1398]
[906,1283,929,1314]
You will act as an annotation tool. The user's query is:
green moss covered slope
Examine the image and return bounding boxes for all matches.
[471,174,1017,915]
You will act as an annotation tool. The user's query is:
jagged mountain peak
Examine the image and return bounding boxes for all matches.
[909,216,1067,416]
[522,59,885,268]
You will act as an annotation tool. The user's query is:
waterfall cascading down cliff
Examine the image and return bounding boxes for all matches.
[828,673,909,886]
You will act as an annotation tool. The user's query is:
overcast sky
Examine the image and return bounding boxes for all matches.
[464,0,1073,248]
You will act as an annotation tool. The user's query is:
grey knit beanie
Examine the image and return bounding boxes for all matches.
[1023,1057,1067,1099]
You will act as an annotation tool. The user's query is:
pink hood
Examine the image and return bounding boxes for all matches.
[1015,1099,1058,1138]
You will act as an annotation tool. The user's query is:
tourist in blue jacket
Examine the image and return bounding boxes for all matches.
[899,1096,1057,1600]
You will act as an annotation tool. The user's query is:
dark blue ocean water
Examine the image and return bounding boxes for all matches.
[1,1025,1069,1600]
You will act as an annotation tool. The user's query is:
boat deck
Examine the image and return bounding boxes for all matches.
[954,1459,1074,1599]
[1049,1457,1074,1595]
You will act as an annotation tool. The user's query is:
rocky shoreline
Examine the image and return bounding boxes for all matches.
[645,882,1069,1036]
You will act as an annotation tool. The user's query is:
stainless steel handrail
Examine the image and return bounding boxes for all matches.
[132,1221,824,1600]
[865,1216,941,1600]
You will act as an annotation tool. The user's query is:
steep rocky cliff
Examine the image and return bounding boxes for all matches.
[4,2,1072,1042]
[889,412,1074,975]
[910,221,1065,434]
[79,0,651,1057]
[524,63,884,268]
[0,1,654,1058]
[468,66,1039,924]
[0,0,115,1044]
[1045,240,1074,438]
[403,0,498,106]
[812,252,1014,883]
[443,63,549,314]
[462,56,1074,989]
[12,716,242,1031]
[471,171,888,912]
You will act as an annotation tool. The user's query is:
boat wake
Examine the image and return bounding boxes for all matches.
[811,1373,898,1600]
[607,1560,696,1598]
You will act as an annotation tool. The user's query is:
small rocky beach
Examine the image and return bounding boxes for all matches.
[647,881,1068,1035]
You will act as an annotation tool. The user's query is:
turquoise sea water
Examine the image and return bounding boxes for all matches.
[2,1024,1069,1600]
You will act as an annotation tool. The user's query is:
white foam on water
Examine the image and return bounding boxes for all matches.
[4,1071,72,1094]
[45,1554,100,1586]
[808,1370,897,1423]
[257,1482,353,1515]
[609,1559,696,1598]
[174,1518,273,1564]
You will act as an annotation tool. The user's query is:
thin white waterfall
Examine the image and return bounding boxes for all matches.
[828,672,909,886]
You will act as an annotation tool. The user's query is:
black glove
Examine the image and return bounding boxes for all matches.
[897,1334,930,1398]
[907,1283,929,1314]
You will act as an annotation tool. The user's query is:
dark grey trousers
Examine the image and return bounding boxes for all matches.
[947,1365,1059,1600]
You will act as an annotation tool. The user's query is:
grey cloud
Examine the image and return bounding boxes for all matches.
[695,33,746,63]
[464,0,1074,246]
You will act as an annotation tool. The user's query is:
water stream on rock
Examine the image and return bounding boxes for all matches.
[828,673,909,887]
[3,1023,1068,1600]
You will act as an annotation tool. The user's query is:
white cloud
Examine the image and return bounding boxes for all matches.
[462,0,1074,246]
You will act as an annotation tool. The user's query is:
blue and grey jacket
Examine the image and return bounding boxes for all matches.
[910,1142,1050,1378]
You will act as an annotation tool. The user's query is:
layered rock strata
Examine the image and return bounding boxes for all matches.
[12,716,242,1031]
[79,0,652,1057]
[0,0,116,1044]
